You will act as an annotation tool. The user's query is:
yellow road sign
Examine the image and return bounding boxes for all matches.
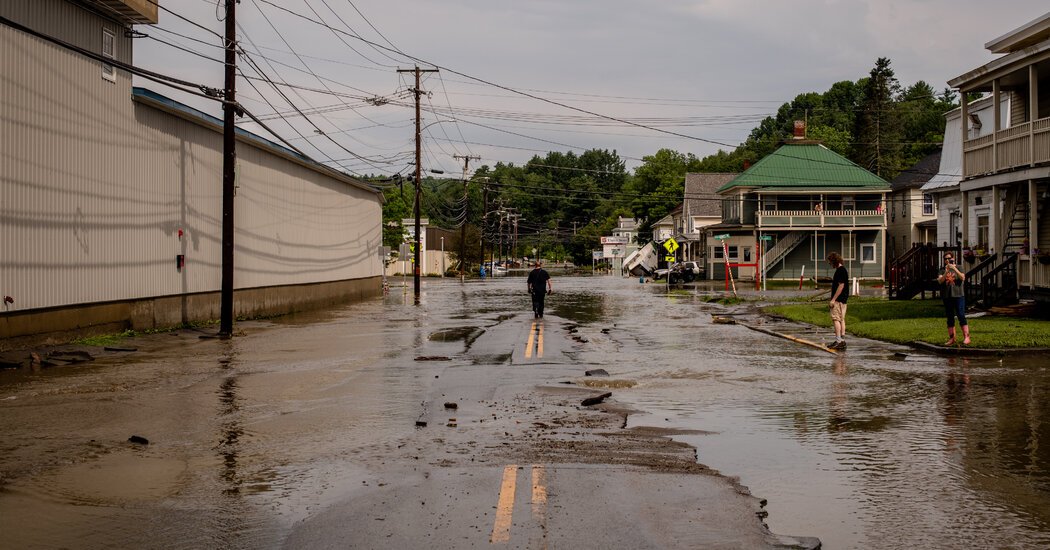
[663,238,679,253]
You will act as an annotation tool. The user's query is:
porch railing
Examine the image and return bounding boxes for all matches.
[757,210,885,228]
[963,115,1050,177]
[978,253,1019,308]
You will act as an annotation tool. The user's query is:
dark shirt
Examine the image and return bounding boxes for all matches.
[832,265,849,304]
[939,267,964,298]
[526,268,550,295]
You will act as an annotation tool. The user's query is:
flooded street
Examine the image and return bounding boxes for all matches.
[2,275,1050,548]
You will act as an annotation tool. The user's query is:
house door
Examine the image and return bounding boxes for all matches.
[949,210,961,247]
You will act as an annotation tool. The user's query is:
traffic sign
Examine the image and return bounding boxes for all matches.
[663,238,679,253]
[664,255,675,262]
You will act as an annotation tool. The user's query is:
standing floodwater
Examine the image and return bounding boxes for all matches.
[1,275,1049,548]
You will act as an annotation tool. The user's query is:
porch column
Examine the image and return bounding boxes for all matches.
[992,185,1001,254]
[993,79,1001,171]
[961,190,970,251]
[1032,65,1039,167]
[961,91,969,178]
[1030,179,1038,289]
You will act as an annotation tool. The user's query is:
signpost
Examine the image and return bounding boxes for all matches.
[759,234,772,292]
[714,234,737,297]
[662,238,679,291]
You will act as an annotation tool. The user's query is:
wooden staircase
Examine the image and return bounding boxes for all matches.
[762,231,806,268]
[965,252,1019,309]
[888,245,942,300]
[1000,187,1029,254]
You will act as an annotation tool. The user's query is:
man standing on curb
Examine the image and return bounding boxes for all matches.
[526,261,552,318]
[827,252,849,350]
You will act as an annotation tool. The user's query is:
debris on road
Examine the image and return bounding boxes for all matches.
[128,435,149,445]
[581,392,613,406]
[585,369,609,377]
[444,402,458,409]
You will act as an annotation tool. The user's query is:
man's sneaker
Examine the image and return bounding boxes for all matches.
[835,341,847,350]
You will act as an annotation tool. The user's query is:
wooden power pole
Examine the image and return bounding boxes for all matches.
[219,0,238,337]
[453,154,480,281]
[397,66,437,301]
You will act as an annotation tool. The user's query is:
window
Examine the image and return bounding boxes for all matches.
[727,246,739,260]
[102,28,115,82]
[923,193,934,216]
[842,196,855,211]
[810,234,826,261]
[861,243,876,263]
[842,234,855,260]
[977,215,989,250]
[713,246,724,260]
[743,247,752,262]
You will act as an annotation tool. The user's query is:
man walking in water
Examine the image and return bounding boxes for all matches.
[827,252,849,350]
[526,261,552,318]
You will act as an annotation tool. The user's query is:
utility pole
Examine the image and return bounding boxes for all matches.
[219,0,238,337]
[397,66,438,301]
[481,183,488,273]
[453,154,480,282]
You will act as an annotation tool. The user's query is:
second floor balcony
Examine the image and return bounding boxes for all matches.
[757,209,885,229]
[964,115,1050,177]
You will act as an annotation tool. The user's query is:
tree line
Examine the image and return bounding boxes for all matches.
[377,58,957,269]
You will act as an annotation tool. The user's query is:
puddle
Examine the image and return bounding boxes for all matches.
[43,453,186,502]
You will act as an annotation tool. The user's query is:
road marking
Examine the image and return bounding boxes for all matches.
[490,465,518,543]
[537,324,544,358]
[525,322,536,358]
[531,465,548,547]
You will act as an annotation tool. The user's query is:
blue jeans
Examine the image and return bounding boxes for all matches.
[944,296,967,328]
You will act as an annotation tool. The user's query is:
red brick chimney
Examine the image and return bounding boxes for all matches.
[793,120,806,139]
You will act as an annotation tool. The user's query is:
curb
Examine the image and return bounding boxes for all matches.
[908,341,1050,356]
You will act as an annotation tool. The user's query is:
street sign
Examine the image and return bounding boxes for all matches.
[760,235,773,241]
[663,238,679,253]
[592,250,603,259]
[664,255,675,262]
[714,234,731,241]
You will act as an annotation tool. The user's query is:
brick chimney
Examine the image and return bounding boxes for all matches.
[793,120,806,139]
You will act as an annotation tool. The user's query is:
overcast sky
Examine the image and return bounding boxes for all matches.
[135,1,1049,176]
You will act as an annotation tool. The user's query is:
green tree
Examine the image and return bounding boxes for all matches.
[624,149,698,240]
[853,57,903,178]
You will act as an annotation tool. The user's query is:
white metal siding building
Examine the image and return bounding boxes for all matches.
[1,0,383,342]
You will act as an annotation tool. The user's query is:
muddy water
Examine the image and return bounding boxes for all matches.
[2,276,1049,548]
[556,276,1050,549]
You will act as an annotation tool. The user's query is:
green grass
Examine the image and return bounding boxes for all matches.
[765,298,1050,348]
[72,329,136,347]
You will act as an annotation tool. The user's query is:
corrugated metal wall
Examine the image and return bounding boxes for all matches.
[1,0,382,314]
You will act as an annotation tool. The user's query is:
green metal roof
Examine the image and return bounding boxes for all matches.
[717,142,890,192]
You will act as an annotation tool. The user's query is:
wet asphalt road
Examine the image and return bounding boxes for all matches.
[2,275,1050,548]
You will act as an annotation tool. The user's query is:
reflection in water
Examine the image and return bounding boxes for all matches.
[549,290,606,324]
[217,352,243,497]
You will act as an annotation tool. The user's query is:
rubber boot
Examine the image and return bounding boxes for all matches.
[945,327,956,346]
[962,325,971,346]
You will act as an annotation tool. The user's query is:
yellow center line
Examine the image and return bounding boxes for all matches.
[491,465,518,543]
[525,322,536,359]
[530,465,549,549]
[531,464,547,521]
[537,324,544,358]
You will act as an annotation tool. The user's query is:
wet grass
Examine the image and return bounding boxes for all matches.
[72,329,137,347]
[765,298,1050,348]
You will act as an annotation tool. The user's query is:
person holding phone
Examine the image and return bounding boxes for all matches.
[937,252,970,346]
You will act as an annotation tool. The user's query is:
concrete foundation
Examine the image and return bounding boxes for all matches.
[0,276,382,350]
